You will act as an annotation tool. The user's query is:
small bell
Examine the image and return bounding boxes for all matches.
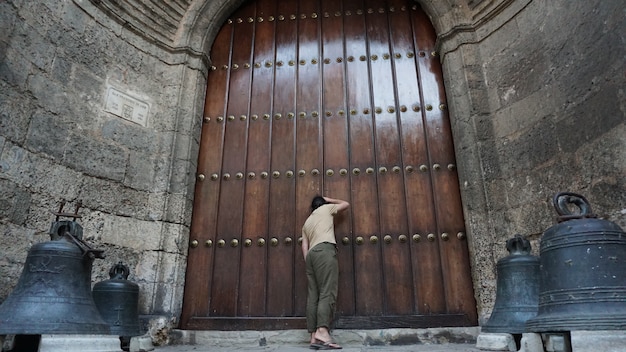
[93,262,142,350]
[482,234,539,334]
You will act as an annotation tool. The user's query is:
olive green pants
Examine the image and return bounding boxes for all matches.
[305,242,338,333]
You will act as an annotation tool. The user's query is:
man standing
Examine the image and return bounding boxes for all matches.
[301,196,350,350]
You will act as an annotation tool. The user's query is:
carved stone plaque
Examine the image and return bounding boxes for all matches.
[104,87,149,127]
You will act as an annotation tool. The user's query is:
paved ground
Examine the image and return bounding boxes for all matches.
[154,343,482,352]
[152,328,483,352]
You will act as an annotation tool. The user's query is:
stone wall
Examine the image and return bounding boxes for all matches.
[440,0,626,322]
[0,0,624,333]
[0,0,207,321]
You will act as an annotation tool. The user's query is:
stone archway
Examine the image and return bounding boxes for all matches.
[4,1,622,336]
[180,0,478,330]
[72,0,532,325]
[174,0,524,325]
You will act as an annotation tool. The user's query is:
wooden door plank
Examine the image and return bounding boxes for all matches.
[180,22,231,326]
[266,0,298,316]
[335,313,471,329]
[364,0,412,315]
[320,0,355,317]
[389,0,446,315]
[294,0,323,317]
[209,1,256,316]
[239,0,276,317]
[183,0,478,329]
[343,0,384,316]
[410,6,477,323]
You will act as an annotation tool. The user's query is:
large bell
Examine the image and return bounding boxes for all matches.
[526,192,626,331]
[482,234,539,334]
[0,207,109,335]
[93,262,142,342]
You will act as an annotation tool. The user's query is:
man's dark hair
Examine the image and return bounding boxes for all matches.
[311,196,328,212]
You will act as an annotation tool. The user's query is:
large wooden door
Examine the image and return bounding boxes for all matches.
[180,0,477,330]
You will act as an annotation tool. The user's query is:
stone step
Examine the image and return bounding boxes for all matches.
[168,326,481,348]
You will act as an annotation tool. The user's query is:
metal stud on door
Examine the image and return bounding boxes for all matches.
[180,0,477,330]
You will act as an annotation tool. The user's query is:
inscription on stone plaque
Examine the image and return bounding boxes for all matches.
[104,87,149,127]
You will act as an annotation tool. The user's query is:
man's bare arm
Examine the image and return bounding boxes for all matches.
[323,196,350,212]
[301,232,310,260]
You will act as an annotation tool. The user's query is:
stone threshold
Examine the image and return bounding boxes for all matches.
[168,326,481,348]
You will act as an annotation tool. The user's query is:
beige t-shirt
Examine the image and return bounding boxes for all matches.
[301,204,339,250]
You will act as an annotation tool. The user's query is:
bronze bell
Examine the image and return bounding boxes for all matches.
[93,262,141,350]
[482,234,539,334]
[526,192,626,331]
[0,205,109,335]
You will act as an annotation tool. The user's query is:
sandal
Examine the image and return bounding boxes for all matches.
[311,339,342,350]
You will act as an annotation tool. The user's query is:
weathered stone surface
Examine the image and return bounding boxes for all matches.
[101,214,162,251]
[25,110,71,159]
[0,222,42,300]
[64,133,129,181]
[519,333,543,352]
[171,327,480,348]
[130,334,155,352]
[78,177,151,218]
[0,0,196,322]
[0,1,17,43]
[0,178,30,225]
[0,0,623,332]
[543,333,566,352]
[102,119,159,153]
[570,330,626,352]
[475,333,516,351]
[0,143,83,201]
[444,0,626,316]
[0,85,33,143]
[38,334,122,352]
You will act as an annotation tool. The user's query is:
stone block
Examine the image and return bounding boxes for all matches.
[543,333,566,352]
[0,85,33,141]
[476,139,501,182]
[147,316,175,346]
[163,193,190,224]
[72,65,104,106]
[78,177,150,217]
[11,22,56,71]
[102,119,158,154]
[64,132,128,181]
[0,1,16,40]
[519,333,543,352]
[576,125,626,187]
[60,0,88,34]
[558,84,623,155]
[491,86,560,140]
[129,335,154,352]
[38,334,121,351]
[160,222,189,254]
[27,72,71,116]
[25,110,70,159]
[0,178,31,225]
[125,151,162,192]
[496,118,558,179]
[102,214,162,251]
[570,330,626,352]
[1,334,15,351]
[475,333,516,351]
